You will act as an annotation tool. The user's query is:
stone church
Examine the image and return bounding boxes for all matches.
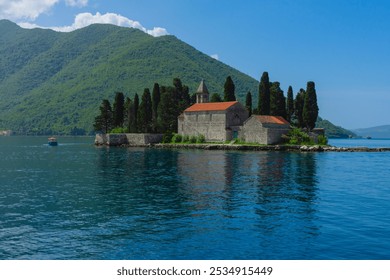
[178,80,291,144]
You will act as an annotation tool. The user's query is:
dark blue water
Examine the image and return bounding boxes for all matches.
[1,137,389,260]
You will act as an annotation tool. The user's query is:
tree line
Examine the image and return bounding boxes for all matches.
[209,71,319,131]
[94,73,319,134]
[254,71,319,130]
[94,76,241,134]
[94,78,191,134]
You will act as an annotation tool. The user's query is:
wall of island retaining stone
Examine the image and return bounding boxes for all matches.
[95,133,163,146]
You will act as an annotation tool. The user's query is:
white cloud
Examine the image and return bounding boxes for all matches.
[147,27,169,37]
[0,0,59,21]
[0,0,169,38]
[19,12,169,37]
[211,54,219,60]
[65,0,88,8]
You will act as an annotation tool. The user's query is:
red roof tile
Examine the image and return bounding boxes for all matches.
[184,101,238,112]
[253,115,290,125]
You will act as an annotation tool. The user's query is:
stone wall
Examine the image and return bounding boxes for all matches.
[0,130,12,136]
[178,102,249,142]
[95,133,163,146]
[178,111,228,141]
[241,117,290,144]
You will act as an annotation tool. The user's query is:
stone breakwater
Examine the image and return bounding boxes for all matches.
[150,144,390,152]
[94,134,390,152]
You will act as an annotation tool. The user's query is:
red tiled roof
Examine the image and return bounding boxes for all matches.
[184,101,238,112]
[253,115,290,125]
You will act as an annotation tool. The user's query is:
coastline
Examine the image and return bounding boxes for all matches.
[98,142,390,152]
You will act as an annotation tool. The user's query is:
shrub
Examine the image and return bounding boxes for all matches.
[110,127,126,133]
[183,135,190,143]
[189,135,197,143]
[162,131,173,143]
[284,128,314,145]
[171,133,183,143]
[196,134,206,143]
[317,135,328,145]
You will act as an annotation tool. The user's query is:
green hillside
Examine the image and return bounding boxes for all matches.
[0,20,259,135]
[316,117,357,138]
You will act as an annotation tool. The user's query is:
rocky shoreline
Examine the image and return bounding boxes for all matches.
[101,142,390,152]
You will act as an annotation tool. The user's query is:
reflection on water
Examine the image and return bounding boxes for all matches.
[1,137,390,259]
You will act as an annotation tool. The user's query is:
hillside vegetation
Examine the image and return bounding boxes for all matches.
[0,20,353,137]
[0,20,258,135]
[316,117,357,138]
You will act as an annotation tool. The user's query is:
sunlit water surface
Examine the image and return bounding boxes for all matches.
[0,137,389,259]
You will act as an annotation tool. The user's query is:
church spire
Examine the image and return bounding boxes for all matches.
[196,79,209,103]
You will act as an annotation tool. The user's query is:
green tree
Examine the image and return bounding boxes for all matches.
[210,93,222,102]
[124,97,132,132]
[112,92,125,128]
[138,88,153,132]
[286,86,294,122]
[174,78,190,113]
[303,81,319,130]
[294,88,305,128]
[157,86,178,133]
[152,83,160,132]
[258,71,270,115]
[270,82,286,118]
[245,91,252,116]
[223,76,236,101]
[133,93,139,132]
[93,99,113,133]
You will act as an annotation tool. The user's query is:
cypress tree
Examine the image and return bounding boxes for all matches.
[152,83,160,132]
[294,88,305,128]
[245,91,252,116]
[270,82,286,118]
[173,78,190,112]
[286,86,294,123]
[112,92,125,128]
[223,76,236,101]
[302,81,319,130]
[157,86,178,133]
[133,93,139,132]
[93,99,113,133]
[138,88,153,133]
[124,97,132,132]
[210,93,222,102]
[258,72,270,115]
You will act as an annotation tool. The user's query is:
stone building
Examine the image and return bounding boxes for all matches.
[178,80,291,144]
[178,80,249,141]
[178,101,249,142]
[241,115,290,144]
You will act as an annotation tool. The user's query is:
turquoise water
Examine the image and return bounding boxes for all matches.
[329,138,390,148]
[0,137,389,260]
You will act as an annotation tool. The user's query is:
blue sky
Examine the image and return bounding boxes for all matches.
[1,0,389,129]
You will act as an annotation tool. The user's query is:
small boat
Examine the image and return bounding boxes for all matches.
[48,137,58,146]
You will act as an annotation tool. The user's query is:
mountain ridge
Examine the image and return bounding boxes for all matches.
[352,125,390,138]
[0,19,354,138]
[0,20,260,134]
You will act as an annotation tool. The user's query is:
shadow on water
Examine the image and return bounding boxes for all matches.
[92,148,321,259]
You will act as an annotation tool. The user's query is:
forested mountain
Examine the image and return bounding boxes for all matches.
[0,20,259,135]
[316,117,357,138]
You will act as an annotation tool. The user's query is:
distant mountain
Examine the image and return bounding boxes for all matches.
[316,117,357,138]
[0,20,259,135]
[352,125,390,139]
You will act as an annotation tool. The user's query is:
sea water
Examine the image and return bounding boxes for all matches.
[0,137,389,260]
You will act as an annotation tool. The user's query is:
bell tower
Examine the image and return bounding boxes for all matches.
[196,79,209,103]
